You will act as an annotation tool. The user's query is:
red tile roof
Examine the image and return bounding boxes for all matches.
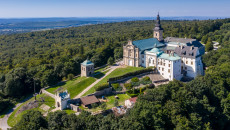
[80,95,100,106]
[129,97,137,103]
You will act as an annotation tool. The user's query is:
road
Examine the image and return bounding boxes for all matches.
[0,95,32,130]
[74,65,120,99]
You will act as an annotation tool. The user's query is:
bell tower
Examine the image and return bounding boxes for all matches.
[153,12,163,42]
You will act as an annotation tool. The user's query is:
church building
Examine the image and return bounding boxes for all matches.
[123,13,204,81]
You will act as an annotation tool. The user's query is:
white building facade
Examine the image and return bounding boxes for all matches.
[123,14,205,81]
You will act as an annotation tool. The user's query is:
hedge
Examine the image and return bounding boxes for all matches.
[95,83,110,91]
[108,67,155,82]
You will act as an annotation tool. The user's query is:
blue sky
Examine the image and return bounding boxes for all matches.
[0,0,229,18]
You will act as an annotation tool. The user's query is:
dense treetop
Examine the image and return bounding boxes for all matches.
[0,18,230,128]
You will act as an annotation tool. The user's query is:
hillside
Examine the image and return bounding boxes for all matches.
[0,18,229,109]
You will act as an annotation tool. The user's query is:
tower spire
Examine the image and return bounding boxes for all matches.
[153,12,163,41]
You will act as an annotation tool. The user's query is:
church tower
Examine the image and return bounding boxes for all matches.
[153,13,163,42]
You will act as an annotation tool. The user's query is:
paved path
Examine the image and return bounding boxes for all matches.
[0,95,32,130]
[74,66,119,99]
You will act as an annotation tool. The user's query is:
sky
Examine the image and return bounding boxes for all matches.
[0,0,229,18]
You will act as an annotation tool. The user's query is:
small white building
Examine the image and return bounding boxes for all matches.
[55,90,70,110]
[125,97,137,108]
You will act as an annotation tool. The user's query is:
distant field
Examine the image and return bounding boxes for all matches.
[83,66,144,96]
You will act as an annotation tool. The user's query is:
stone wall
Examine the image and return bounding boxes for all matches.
[41,89,55,99]
[88,87,113,97]
[109,71,156,84]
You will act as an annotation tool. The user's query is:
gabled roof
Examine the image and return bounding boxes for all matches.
[174,46,199,59]
[129,97,138,103]
[165,37,197,44]
[164,37,205,55]
[80,95,100,106]
[132,38,165,51]
[81,59,94,66]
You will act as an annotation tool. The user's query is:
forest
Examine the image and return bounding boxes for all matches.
[0,18,230,129]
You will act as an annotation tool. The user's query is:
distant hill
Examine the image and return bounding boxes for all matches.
[0,16,227,35]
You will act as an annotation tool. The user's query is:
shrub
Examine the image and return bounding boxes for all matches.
[112,83,122,91]
[95,83,110,91]
[131,82,140,86]
[107,57,114,65]
[140,76,152,85]
[124,83,133,90]
[142,76,150,81]
[131,77,139,82]
[91,103,99,108]
[147,84,155,89]
[67,74,74,80]
[126,90,139,97]
[114,99,119,106]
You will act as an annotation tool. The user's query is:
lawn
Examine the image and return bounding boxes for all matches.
[7,94,55,127]
[46,76,96,98]
[105,94,130,109]
[83,94,130,112]
[83,66,144,96]
[46,76,87,94]
[67,77,96,98]
[63,109,76,115]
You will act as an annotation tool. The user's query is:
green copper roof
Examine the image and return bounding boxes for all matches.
[59,91,70,100]
[81,59,94,66]
[133,38,165,51]
[149,48,162,53]
[158,53,181,61]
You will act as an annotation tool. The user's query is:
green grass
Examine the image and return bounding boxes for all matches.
[46,76,96,98]
[46,76,86,94]
[63,109,76,115]
[83,67,144,96]
[7,94,55,127]
[83,94,130,112]
[105,94,130,109]
[67,77,96,98]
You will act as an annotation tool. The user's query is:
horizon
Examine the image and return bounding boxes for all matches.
[0,0,229,18]
[0,16,228,20]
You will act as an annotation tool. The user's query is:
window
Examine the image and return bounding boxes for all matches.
[186,61,188,64]
[168,64,171,67]
[142,60,144,63]
[168,69,170,73]
[159,67,160,70]
[191,61,193,65]
[162,73,164,75]
[162,68,164,71]
[142,55,144,58]
[181,60,183,63]
[129,50,132,57]
[156,33,157,36]
[136,54,137,57]
[185,67,187,70]
[163,63,165,66]
[152,60,154,64]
